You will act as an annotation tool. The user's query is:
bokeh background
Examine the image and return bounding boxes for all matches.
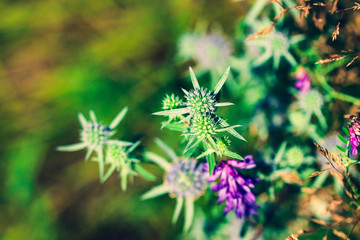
[0,0,251,239]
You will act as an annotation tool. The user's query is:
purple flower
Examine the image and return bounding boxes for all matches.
[208,155,259,219]
[295,69,311,94]
[349,115,360,155]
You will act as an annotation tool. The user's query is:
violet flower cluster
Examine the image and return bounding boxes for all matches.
[208,155,259,219]
[349,115,360,155]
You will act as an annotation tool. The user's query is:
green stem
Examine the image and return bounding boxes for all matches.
[317,75,360,105]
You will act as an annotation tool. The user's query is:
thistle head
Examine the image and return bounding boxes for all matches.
[185,87,216,116]
[285,146,304,167]
[195,34,232,69]
[269,32,289,53]
[191,114,218,139]
[162,94,183,110]
[216,136,231,155]
[177,33,199,59]
[165,158,207,198]
[80,121,111,149]
[105,144,128,168]
[299,90,324,113]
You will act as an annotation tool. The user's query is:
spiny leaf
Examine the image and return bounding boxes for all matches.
[155,138,177,161]
[183,198,194,232]
[141,184,169,200]
[134,163,156,181]
[152,108,189,116]
[189,66,200,89]
[214,66,230,95]
[57,142,87,152]
[172,197,184,224]
[109,107,128,129]
[78,112,87,127]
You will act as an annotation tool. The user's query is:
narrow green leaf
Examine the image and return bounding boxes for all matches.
[183,198,194,232]
[336,145,346,153]
[141,184,169,200]
[109,107,128,129]
[121,170,127,191]
[215,102,234,107]
[338,135,348,144]
[57,142,87,152]
[219,119,246,141]
[189,66,200,89]
[155,138,177,161]
[214,66,230,95]
[215,125,242,132]
[206,153,215,175]
[89,110,97,122]
[224,150,243,160]
[85,148,94,161]
[108,140,133,147]
[97,148,105,183]
[152,108,189,116]
[196,149,215,159]
[343,127,350,137]
[134,163,156,181]
[144,152,170,170]
[127,140,140,154]
[103,165,116,182]
[78,113,87,127]
[172,197,184,224]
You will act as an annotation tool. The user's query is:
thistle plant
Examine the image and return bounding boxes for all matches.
[247,30,303,69]
[153,67,245,173]
[57,108,154,185]
[141,139,208,232]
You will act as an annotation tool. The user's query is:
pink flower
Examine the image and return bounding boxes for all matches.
[295,69,311,94]
[349,115,360,155]
[208,156,259,218]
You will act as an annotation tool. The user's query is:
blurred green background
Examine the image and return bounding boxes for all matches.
[0,0,251,239]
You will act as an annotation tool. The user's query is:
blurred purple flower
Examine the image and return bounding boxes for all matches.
[295,69,311,94]
[208,155,259,219]
[349,115,360,155]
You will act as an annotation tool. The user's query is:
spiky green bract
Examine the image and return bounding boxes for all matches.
[103,140,155,190]
[142,139,207,232]
[161,94,185,129]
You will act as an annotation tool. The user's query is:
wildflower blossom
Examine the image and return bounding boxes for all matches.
[194,34,232,70]
[208,156,259,219]
[177,33,199,60]
[57,108,128,182]
[349,115,360,155]
[142,139,208,232]
[295,68,311,94]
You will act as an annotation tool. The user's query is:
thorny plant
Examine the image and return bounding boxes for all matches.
[56,0,360,238]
